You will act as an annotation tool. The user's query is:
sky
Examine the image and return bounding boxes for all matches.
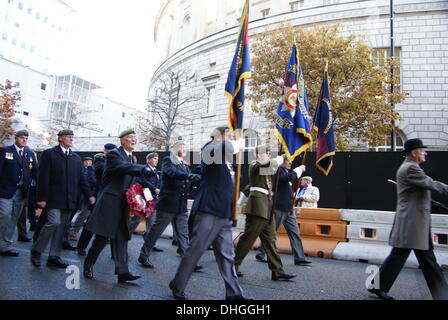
[61,0,165,111]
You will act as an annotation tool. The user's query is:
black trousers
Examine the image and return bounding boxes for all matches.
[380,247,448,300]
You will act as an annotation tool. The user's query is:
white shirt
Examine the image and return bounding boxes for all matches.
[59,145,71,155]
[14,144,24,156]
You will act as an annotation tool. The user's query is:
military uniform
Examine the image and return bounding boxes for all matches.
[234,159,286,278]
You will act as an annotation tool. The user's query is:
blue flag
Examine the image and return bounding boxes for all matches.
[225,0,251,132]
[274,44,312,161]
[314,64,335,175]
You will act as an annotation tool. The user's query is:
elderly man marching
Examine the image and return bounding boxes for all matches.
[368,138,448,300]
[234,145,299,281]
[0,130,37,257]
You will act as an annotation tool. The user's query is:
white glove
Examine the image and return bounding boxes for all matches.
[293,165,306,178]
[230,139,245,154]
[237,192,248,209]
[273,155,284,167]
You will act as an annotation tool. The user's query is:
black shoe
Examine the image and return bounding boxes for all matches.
[46,256,69,269]
[169,280,187,300]
[207,246,213,250]
[138,256,154,268]
[0,249,19,257]
[83,267,94,279]
[236,269,243,277]
[172,240,178,246]
[18,236,32,242]
[194,265,203,272]
[152,247,164,252]
[118,273,141,283]
[368,288,395,300]
[176,249,184,256]
[255,254,268,263]
[77,249,87,256]
[272,273,296,281]
[62,242,76,251]
[30,249,41,267]
[226,295,254,300]
[295,260,312,265]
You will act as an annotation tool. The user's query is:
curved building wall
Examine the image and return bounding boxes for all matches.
[151,0,448,151]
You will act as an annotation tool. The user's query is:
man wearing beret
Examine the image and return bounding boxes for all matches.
[138,140,201,269]
[31,130,95,268]
[368,138,448,300]
[0,130,37,256]
[83,129,155,283]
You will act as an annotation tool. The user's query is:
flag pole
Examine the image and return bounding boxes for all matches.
[232,129,243,226]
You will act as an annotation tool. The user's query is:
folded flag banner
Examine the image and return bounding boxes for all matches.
[314,63,335,175]
[225,0,251,132]
[274,44,312,161]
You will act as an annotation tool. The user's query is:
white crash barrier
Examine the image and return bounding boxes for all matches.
[333,209,448,268]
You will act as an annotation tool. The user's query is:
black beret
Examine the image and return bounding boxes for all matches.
[104,143,117,150]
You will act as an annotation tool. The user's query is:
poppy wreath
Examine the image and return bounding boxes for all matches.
[126,184,155,219]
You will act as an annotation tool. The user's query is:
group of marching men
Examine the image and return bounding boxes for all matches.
[0,126,322,300]
[3,126,447,300]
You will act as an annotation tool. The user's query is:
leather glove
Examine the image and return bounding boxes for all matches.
[188,173,201,184]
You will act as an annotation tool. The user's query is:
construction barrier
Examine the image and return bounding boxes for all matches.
[333,209,448,268]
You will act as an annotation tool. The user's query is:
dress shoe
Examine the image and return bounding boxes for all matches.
[62,242,76,251]
[172,240,178,246]
[368,288,395,300]
[255,254,268,263]
[46,256,69,269]
[272,273,296,281]
[176,248,184,256]
[169,280,187,300]
[152,247,164,252]
[118,273,141,283]
[0,249,19,257]
[194,265,204,272]
[18,236,32,242]
[138,256,154,268]
[30,249,41,267]
[83,267,94,279]
[226,295,254,300]
[77,249,87,256]
[295,259,312,265]
[236,269,243,277]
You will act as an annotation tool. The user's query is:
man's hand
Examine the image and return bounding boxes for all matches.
[37,201,46,209]
[155,189,160,195]
[188,173,201,184]
[89,197,96,205]
[35,208,43,217]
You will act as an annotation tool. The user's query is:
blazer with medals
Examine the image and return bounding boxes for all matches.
[244,159,279,220]
[36,146,91,210]
[0,145,37,199]
[86,147,151,240]
[389,159,448,251]
[156,155,192,215]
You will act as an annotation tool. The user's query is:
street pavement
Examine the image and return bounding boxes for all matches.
[0,233,444,300]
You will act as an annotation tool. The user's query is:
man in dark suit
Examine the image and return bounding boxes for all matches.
[136,152,163,252]
[368,138,448,300]
[169,127,251,300]
[0,130,37,256]
[137,141,200,269]
[31,130,94,268]
[83,130,155,283]
[255,157,311,265]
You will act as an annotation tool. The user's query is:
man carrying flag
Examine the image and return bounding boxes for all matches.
[274,44,313,162]
[314,63,335,176]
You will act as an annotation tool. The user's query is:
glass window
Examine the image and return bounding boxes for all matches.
[290,1,304,11]
[372,47,401,86]
[21,41,26,49]
[36,12,40,20]
[2,33,7,41]
[27,7,32,15]
[206,86,216,114]
[41,83,46,90]
[15,22,20,28]
[12,37,17,46]
[18,1,23,10]
[30,45,34,53]
[261,8,270,17]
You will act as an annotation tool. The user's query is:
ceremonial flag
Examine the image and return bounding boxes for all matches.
[225,0,251,132]
[274,44,312,161]
[314,63,335,175]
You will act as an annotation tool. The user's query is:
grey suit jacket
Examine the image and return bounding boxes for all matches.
[389,159,448,250]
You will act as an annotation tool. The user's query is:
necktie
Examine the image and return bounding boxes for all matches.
[65,151,69,157]
[128,155,132,163]
[19,150,22,158]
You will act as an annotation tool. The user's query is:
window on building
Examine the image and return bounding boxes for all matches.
[21,41,26,49]
[29,45,34,53]
[261,8,270,17]
[44,17,48,23]
[2,33,7,41]
[18,1,23,10]
[14,22,20,28]
[23,111,29,116]
[244,129,258,150]
[290,0,304,11]
[122,112,126,118]
[41,83,46,90]
[205,86,216,115]
[323,0,340,4]
[371,47,402,86]
[11,38,17,46]
[27,7,32,15]
[36,12,40,20]
[372,132,405,152]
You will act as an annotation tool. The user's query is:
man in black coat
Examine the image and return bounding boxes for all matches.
[138,141,200,269]
[83,130,154,283]
[31,130,94,268]
[0,130,37,256]
[254,157,311,265]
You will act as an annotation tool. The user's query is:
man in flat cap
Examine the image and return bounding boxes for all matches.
[368,138,448,300]
[234,145,297,281]
[83,129,155,283]
[138,140,201,269]
[31,129,95,269]
[0,130,37,257]
[136,152,164,252]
